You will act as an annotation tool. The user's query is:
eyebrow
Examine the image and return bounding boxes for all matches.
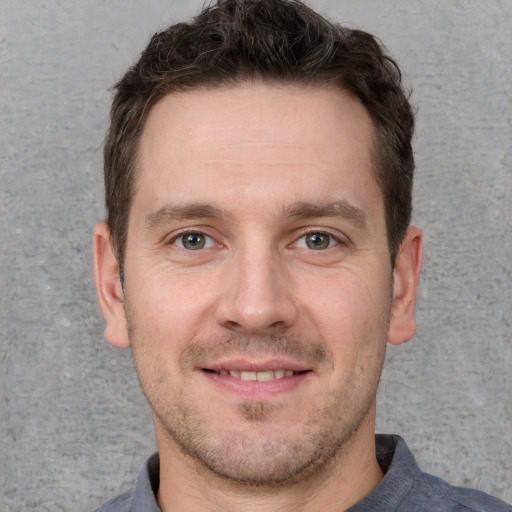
[145,203,231,229]
[145,199,368,230]
[285,200,369,229]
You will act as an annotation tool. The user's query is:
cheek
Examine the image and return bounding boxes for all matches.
[126,267,220,356]
[297,267,391,367]
[300,265,391,328]
[133,261,205,314]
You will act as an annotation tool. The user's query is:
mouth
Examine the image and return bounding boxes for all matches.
[203,368,306,381]
[200,364,313,399]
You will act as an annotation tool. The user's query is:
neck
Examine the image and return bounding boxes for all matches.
[155,416,383,512]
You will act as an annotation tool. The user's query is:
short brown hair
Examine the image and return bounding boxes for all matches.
[104,0,414,273]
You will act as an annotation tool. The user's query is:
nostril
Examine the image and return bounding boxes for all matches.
[222,320,244,332]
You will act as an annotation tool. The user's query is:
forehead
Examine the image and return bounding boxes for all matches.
[140,82,376,157]
[135,82,381,220]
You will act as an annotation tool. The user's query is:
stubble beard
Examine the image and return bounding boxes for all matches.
[129,324,386,489]
[154,385,378,489]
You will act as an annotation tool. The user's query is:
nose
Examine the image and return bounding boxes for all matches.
[214,245,298,334]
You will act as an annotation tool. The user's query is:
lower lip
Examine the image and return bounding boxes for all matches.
[201,370,311,398]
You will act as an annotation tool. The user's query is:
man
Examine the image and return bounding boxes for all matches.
[92,0,511,510]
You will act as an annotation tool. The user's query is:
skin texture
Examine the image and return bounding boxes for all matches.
[94,82,422,512]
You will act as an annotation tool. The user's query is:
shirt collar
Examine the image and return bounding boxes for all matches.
[347,434,417,511]
[131,451,161,512]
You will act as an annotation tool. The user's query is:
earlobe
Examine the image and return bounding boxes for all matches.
[388,226,423,346]
[93,222,130,348]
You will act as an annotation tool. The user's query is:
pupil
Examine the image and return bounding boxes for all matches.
[184,233,205,249]
[306,233,329,250]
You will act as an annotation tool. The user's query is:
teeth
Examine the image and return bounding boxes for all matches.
[240,371,257,381]
[219,370,296,381]
[255,371,274,382]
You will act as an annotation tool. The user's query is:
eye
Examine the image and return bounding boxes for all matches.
[295,232,339,250]
[173,232,215,250]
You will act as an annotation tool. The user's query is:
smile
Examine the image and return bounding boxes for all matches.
[215,369,296,381]
[200,366,312,396]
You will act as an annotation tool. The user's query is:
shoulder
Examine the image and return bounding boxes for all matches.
[449,484,512,512]
[402,461,511,512]
[371,435,511,512]
[413,471,511,512]
[92,491,133,512]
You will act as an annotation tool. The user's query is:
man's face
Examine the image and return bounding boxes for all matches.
[96,83,419,486]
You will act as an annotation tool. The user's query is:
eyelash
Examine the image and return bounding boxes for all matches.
[165,228,344,252]
[293,230,343,250]
[167,230,215,250]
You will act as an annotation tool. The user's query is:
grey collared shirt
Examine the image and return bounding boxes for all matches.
[94,435,511,511]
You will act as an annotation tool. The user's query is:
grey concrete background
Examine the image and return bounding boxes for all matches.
[1,1,511,510]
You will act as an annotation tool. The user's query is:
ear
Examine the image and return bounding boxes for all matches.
[93,222,130,348]
[388,226,423,346]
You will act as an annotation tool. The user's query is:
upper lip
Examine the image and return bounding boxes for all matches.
[199,357,313,373]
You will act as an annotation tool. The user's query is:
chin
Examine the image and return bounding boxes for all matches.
[154,394,372,489]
